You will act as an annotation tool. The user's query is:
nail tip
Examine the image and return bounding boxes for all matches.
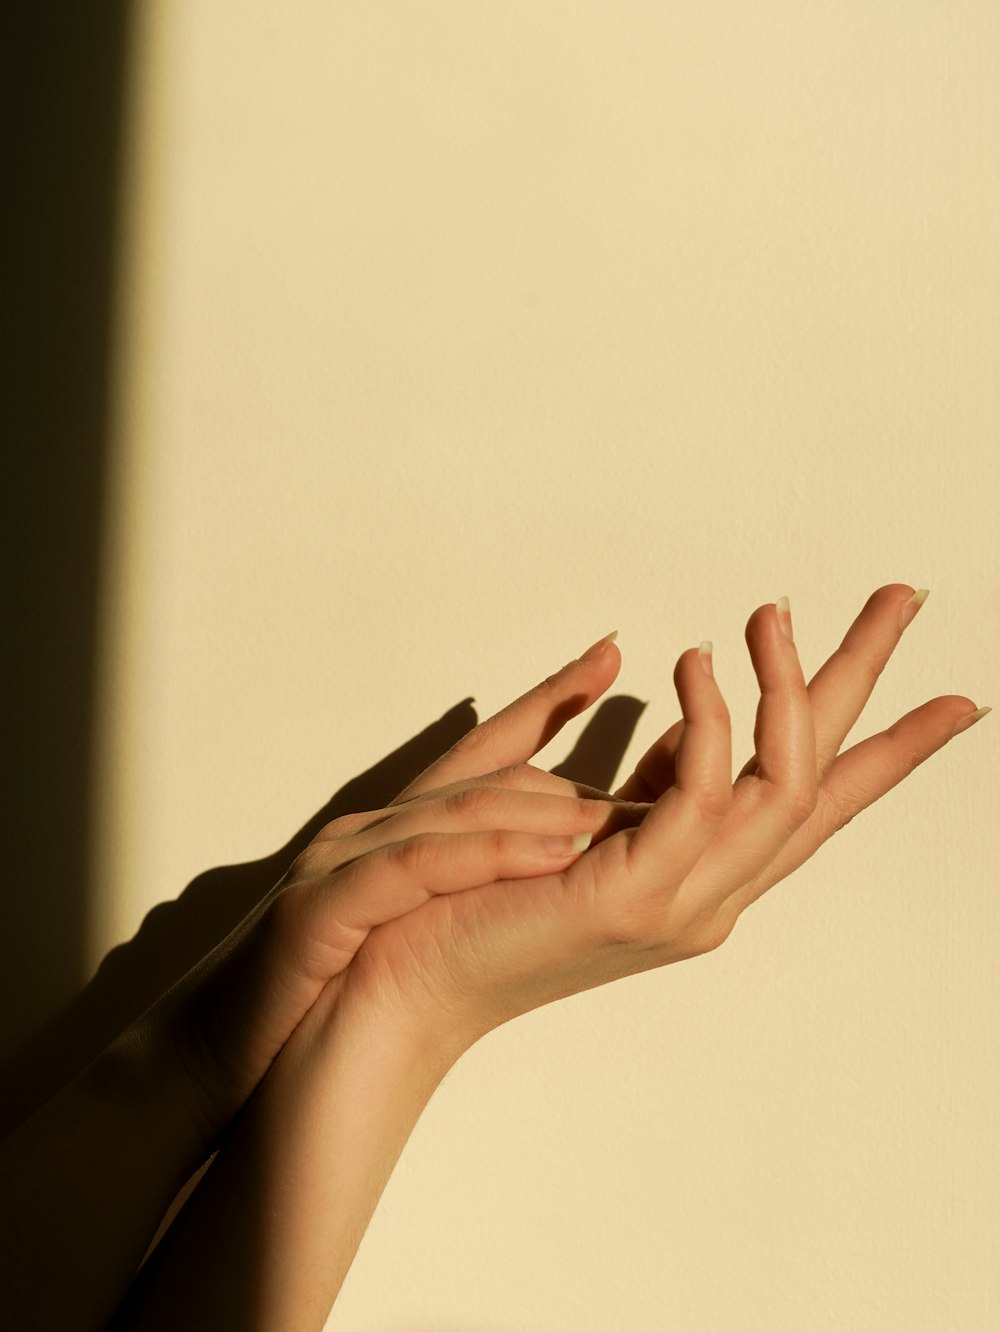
[899,588,930,631]
[952,705,991,736]
[775,596,794,641]
[579,630,619,663]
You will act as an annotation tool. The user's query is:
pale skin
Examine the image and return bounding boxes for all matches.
[0,629,640,1328]
[107,582,986,1329]
[0,584,988,1329]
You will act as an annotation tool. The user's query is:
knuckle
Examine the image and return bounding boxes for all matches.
[392,833,439,875]
[288,844,331,880]
[443,786,479,820]
[843,646,884,692]
[818,785,856,833]
[674,905,738,959]
[495,763,534,791]
[320,811,366,838]
[696,783,733,820]
[487,828,511,859]
[468,785,506,820]
[784,784,819,826]
[536,670,563,696]
[697,911,738,955]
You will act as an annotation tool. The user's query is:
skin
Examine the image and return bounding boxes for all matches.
[287,584,984,1053]
[105,582,989,1330]
[0,627,639,1331]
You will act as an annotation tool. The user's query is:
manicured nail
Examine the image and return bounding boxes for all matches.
[579,630,618,663]
[776,596,794,642]
[952,705,991,737]
[543,832,593,855]
[699,640,714,679]
[899,588,930,633]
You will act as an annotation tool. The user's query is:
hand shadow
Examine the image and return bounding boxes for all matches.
[0,693,645,1137]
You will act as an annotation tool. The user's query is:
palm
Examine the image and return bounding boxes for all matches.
[337,585,979,1042]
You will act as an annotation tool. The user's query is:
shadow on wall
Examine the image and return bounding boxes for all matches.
[2,4,136,1064]
[0,689,645,1137]
[0,1,649,1138]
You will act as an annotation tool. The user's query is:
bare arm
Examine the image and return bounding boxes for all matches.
[0,642,623,1331]
[107,585,989,1331]
[0,1000,210,1331]
[106,974,452,1332]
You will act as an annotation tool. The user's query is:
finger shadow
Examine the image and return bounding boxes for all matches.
[0,699,479,1135]
[549,694,647,793]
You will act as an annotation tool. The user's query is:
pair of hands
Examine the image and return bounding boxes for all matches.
[168,583,982,1143]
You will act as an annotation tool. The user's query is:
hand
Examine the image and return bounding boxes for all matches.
[161,632,642,1142]
[321,584,987,1058]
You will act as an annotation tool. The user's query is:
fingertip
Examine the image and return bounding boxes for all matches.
[744,601,772,643]
[578,630,619,664]
[698,640,715,680]
[576,635,623,692]
[673,643,705,687]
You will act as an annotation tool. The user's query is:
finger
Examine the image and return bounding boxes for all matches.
[736,583,926,784]
[566,645,731,930]
[283,829,592,981]
[322,788,617,868]
[315,765,629,847]
[731,693,981,912]
[623,645,732,887]
[740,599,818,821]
[675,601,821,901]
[613,718,684,801]
[392,632,622,803]
[399,762,620,806]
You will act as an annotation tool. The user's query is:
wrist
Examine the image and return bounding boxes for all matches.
[108,969,461,1329]
[323,958,479,1092]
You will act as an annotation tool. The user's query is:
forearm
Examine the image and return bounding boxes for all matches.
[107,978,457,1332]
[0,1003,211,1331]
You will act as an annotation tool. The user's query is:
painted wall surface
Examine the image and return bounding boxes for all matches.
[97,3,998,1328]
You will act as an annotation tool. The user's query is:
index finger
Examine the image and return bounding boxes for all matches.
[393,633,622,803]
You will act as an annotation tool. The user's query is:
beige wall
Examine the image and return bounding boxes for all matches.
[98,3,998,1327]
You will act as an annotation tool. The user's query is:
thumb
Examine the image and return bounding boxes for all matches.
[392,632,621,803]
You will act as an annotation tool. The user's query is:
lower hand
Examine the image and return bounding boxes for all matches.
[159,631,640,1142]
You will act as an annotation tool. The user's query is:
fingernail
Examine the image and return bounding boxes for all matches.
[542,832,593,855]
[579,630,619,663]
[776,596,794,642]
[699,640,714,678]
[952,705,991,737]
[899,588,930,633]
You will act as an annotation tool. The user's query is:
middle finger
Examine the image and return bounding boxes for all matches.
[736,582,928,784]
